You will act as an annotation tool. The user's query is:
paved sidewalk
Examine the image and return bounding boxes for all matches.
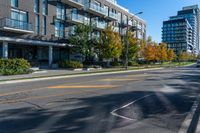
[0,69,106,81]
[0,63,195,82]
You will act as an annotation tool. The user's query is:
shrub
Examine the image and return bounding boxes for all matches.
[0,58,32,75]
[110,61,122,67]
[128,61,138,66]
[59,60,83,69]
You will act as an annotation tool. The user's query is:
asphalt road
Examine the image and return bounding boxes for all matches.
[0,65,200,133]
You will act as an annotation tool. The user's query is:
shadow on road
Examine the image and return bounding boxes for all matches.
[0,67,200,133]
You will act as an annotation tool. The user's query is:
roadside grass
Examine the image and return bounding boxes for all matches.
[0,61,195,82]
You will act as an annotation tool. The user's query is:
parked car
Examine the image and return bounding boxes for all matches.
[196,60,200,67]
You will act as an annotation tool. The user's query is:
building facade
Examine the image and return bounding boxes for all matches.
[0,0,146,67]
[162,5,200,55]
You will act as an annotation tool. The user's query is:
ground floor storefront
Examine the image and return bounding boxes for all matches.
[0,39,70,68]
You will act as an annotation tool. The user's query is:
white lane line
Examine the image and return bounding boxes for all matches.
[111,94,154,121]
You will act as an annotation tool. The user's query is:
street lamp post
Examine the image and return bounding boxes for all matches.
[124,12,143,70]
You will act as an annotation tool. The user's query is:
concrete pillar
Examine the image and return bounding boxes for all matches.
[2,41,8,59]
[49,46,53,67]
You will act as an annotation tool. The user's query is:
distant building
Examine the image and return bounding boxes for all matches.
[162,5,200,55]
[0,0,146,67]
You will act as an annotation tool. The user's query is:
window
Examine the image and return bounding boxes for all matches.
[35,15,39,34]
[56,3,65,20]
[123,15,127,24]
[117,12,121,23]
[42,16,46,35]
[42,0,48,15]
[34,0,39,13]
[104,5,109,16]
[11,9,28,22]
[55,20,64,38]
[11,0,18,7]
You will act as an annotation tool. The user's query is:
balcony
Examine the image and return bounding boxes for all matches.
[106,11,118,21]
[93,21,107,30]
[49,0,84,8]
[120,29,127,36]
[66,13,84,24]
[63,0,83,8]
[0,18,33,34]
[85,3,106,17]
[120,20,128,27]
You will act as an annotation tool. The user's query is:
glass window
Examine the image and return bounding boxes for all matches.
[11,9,28,22]
[55,20,64,38]
[34,0,39,13]
[42,0,48,15]
[11,0,18,7]
[42,16,46,35]
[56,3,65,20]
[35,15,39,34]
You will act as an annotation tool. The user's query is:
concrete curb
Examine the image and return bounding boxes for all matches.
[178,94,200,133]
[0,68,164,85]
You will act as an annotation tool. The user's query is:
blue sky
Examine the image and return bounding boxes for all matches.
[117,0,200,42]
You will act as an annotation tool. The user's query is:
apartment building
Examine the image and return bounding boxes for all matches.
[162,5,200,55]
[0,0,146,67]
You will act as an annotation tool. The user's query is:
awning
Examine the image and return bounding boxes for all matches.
[0,36,68,47]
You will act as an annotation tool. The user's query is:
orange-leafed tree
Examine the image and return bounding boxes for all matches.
[157,43,168,62]
[144,43,157,62]
[167,48,175,62]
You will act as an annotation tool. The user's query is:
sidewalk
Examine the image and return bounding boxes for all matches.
[0,63,195,83]
[0,68,105,81]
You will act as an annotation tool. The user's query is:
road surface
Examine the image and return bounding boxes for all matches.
[0,66,200,133]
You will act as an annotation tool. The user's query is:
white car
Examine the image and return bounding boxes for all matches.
[197,60,200,67]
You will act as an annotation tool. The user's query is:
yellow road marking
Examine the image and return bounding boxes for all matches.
[47,85,119,89]
[0,74,145,98]
[0,85,120,104]
[0,78,102,97]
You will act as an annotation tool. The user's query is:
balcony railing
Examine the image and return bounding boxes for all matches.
[108,12,118,20]
[93,21,107,29]
[67,13,84,24]
[48,0,84,8]
[86,3,106,16]
[0,18,33,33]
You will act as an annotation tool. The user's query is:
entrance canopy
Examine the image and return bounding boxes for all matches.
[0,36,68,47]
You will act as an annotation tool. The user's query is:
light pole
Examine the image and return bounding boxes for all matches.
[124,12,143,70]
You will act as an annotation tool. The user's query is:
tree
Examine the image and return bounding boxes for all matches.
[69,24,94,62]
[167,49,175,62]
[157,43,168,63]
[124,31,140,61]
[144,43,157,62]
[147,36,152,43]
[178,51,189,62]
[98,26,123,60]
[197,54,200,59]
[138,39,146,58]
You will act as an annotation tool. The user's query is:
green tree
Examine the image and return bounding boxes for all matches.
[69,24,94,62]
[98,26,123,60]
[178,51,189,62]
[125,31,140,61]
[197,54,200,59]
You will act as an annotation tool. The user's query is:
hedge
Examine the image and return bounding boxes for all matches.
[0,58,32,75]
[59,60,83,69]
